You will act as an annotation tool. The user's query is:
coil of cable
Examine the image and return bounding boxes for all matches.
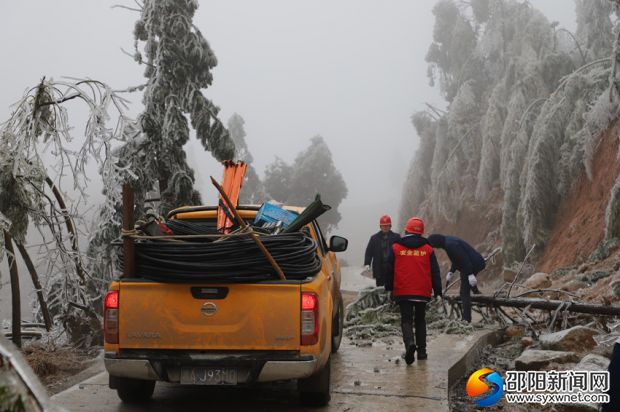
[131,232,322,282]
[165,220,219,237]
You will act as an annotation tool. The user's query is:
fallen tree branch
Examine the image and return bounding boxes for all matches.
[507,244,536,298]
[513,288,578,299]
[448,295,620,317]
[45,177,85,282]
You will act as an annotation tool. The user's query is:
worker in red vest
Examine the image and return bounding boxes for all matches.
[386,217,442,365]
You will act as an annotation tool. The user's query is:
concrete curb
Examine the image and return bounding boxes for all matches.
[446,329,503,398]
[51,371,107,401]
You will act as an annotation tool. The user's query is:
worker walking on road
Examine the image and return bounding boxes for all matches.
[427,234,486,323]
[386,217,442,365]
[364,215,400,287]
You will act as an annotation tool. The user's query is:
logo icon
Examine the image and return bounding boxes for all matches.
[201,302,217,316]
[466,368,504,407]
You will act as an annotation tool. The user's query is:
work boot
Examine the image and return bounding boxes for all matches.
[405,344,416,365]
[417,348,428,360]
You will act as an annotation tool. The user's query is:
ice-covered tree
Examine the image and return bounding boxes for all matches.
[575,0,614,60]
[0,78,130,345]
[475,82,506,200]
[228,113,251,163]
[426,0,479,101]
[399,112,437,223]
[400,0,620,269]
[88,0,236,286]
[132,0,235,212]
[263,137,348,232]
[227,113,265,204]
[287,136,348,232]
[263,157,294,204]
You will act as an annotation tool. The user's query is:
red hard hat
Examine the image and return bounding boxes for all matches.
[379,215,392,226]
[405,217,425,235]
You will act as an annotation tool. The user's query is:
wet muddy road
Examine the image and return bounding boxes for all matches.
[53,329,495,412]
[52,269,488,411]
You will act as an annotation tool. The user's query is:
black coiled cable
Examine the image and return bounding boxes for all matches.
[165,220,219,236]
[131,232,322,282]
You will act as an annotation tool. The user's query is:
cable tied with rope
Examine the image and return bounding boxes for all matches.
[119,225,322,282]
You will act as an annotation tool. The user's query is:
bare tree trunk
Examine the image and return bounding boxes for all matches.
[15,242,52,331]
[452,295,620,317]
[45,177,85,281]
[3,231,21,348]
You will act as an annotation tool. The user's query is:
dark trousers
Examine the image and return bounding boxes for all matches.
[603,342,620,412]
[398,301,427,350]
[460,272,473,322]
[375,263,388,287]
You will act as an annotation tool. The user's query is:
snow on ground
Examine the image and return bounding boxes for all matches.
[340,266,376,292]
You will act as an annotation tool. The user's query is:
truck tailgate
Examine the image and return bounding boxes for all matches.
[118,282,301,350]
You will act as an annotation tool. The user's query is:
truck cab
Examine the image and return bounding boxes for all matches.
[103,205,347,407]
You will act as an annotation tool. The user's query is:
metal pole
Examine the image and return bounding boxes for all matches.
[122,184,135,278]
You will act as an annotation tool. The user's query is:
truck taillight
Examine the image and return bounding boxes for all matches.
[104,291,119,344]
[301,292,319,345]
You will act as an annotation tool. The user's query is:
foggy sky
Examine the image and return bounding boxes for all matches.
[0,0,576,271]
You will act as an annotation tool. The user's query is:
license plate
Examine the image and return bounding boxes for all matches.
[180,367,237,385]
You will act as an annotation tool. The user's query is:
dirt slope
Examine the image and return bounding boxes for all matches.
[538,118,620,272]
[427,188,504,282]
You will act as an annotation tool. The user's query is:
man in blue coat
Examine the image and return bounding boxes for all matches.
[364,215,401,287]
[603,336,620,411]
[427,234,486,322]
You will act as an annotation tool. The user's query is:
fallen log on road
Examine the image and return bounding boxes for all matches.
[446,295,620,317]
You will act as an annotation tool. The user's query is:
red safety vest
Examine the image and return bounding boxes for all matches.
[392,243,434,298]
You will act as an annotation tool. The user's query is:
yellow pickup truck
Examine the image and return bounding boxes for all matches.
[102,205,347,407]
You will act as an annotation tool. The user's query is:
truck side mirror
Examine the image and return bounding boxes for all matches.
[329,236,348,252]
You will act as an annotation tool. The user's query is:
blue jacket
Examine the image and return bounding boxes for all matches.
[428,234,485,275]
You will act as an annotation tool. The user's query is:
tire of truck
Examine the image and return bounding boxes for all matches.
[331,297,344,353]
[298,356,331,407]
[114,377,156,403]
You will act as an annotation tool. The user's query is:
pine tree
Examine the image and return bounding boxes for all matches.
[263,137,348,232]
[263,157,294,204]
[287,136,348,232]
[227,113,265,204]
[88,0,235,287]
[133,0,235,212]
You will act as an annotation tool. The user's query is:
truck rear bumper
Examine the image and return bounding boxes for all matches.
[104,351,317,383]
